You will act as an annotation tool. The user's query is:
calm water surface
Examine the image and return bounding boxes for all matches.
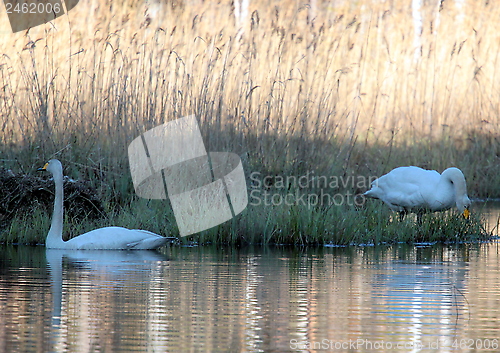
[0,205,499,353]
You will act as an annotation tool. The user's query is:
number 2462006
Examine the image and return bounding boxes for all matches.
[6,2,62,14]
[452,339,498,349]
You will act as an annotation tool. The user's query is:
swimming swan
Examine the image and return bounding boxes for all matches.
[39,159,168,250]
[364,166,471,221]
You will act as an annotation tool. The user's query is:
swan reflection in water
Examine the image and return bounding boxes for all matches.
[46,249,169,349]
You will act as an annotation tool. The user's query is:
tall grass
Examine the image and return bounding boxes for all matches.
[0,0,498,244]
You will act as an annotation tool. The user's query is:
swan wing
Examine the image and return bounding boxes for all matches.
[380,167,440,189]
[126,230,169,249]
[366,167,441,210]
[66,227,167,250]
[382,186,426,209]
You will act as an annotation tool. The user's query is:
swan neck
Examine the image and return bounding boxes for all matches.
[438,168,468,209]
[47,170,65,248]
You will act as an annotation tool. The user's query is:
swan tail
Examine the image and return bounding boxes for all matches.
[363,188,379,199]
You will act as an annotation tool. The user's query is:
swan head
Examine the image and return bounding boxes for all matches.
[442,167,471,219]
[38,159,63,176]
[456,194,471,219]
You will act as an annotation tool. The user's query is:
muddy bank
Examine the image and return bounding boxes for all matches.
[0,168,106,230]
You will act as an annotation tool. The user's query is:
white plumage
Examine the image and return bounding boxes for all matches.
[364,166,471,220]
[40,159,168,250]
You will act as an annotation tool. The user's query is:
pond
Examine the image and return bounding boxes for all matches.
[0,203,499,353]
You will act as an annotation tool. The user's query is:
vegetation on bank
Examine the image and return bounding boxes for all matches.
[0,174,493,246]
[0,0,498,245]
[2,202,493,247]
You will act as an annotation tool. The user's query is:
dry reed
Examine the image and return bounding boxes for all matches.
[0,0,497,243]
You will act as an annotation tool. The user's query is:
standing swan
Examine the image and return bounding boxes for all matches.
[39,159,168,250]
[364,166,471,222]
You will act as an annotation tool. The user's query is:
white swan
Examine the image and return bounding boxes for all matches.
[364,166,471,221]
[39,159,168,250]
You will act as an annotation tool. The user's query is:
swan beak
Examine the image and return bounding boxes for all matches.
[37,163,49,171]
[463,208,470,219]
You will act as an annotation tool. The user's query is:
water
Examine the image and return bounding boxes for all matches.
[0,205,499,353]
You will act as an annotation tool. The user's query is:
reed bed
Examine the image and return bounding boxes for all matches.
[0,0,497,244]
